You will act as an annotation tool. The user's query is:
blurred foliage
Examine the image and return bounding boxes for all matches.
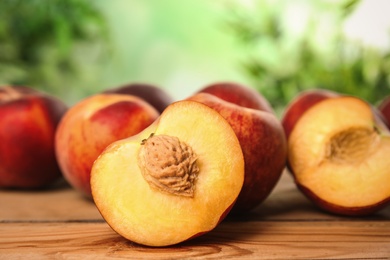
[225,0,390,115]
[0,0,109,103]
[2,0,390,110]
[0,0,249,103]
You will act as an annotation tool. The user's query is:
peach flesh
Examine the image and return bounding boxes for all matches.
[288,96,390,215]
[91,100,245,246]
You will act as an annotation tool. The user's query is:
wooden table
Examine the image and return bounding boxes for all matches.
[1,172,389,259]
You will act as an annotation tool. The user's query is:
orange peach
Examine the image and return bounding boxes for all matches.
[55,94,159,198]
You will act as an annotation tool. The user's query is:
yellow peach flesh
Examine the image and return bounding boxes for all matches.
[289,97,390,208]
[91,100,244,247]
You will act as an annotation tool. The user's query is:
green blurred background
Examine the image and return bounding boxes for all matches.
[1,0,389,116]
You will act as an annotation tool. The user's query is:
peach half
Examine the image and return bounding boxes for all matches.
[91,100,245,246]
[288,96,390,215]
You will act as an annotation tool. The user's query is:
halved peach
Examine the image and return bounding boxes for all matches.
[288,96,390,215]
[91,100,245,246]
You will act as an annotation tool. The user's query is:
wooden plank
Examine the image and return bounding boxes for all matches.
[1,221,390,259]
[2,173,389,222]
[0,180,102,222]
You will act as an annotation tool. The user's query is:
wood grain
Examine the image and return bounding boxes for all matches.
[1,173,390,259]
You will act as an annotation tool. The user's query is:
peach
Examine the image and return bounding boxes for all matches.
[282,89,389,138]
[187,92,287,213]
[55,94,159,198]
[0,86,67,188]
[91,100,245,247]
[103,83,174,113]
[288,96,390,216]
[198,81,274,113]
[281,89,339,139]
[378,96,390,128]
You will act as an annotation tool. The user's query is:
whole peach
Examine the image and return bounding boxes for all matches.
[188,92,287,212]
[55,93,159,198]
[0,86,68,188]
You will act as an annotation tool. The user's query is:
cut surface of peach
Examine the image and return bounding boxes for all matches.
[91,100,244,246]
[288,96,390,210]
